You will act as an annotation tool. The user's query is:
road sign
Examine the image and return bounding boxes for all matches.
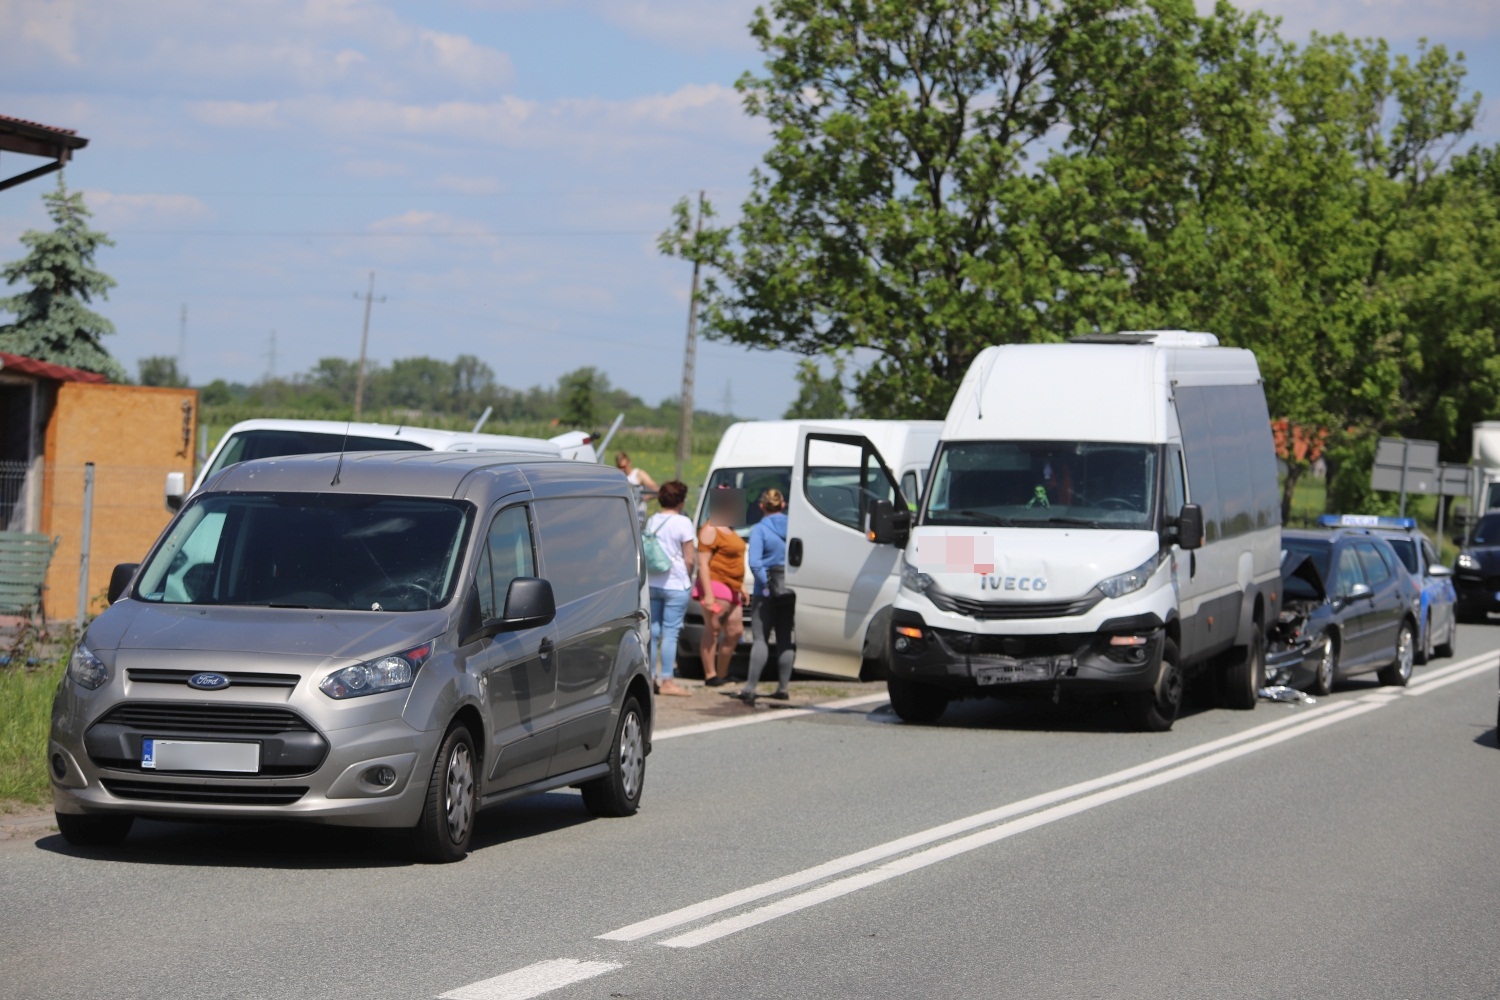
[1370,437,1441,515]
[1438,463,1473,498]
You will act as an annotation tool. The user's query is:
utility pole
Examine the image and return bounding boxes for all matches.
[675,191,705,481]
[352,271,385,420]
[722,379,734,419]
[176,303,187,372]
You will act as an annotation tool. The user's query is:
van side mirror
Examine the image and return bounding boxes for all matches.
[490,577,556,634]
[108,563,139,604]
[165,471,186,512]
[867,499,911,547]
[1175,503,1204,551]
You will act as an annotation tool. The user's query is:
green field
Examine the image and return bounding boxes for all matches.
[0,656,66,809]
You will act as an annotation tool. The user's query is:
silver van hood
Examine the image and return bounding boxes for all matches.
[86,601,450,661]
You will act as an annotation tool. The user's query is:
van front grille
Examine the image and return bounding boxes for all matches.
[101,778,307,806]
[94,703,314,735]
[926,586,1102,620]
[127,669,300,690]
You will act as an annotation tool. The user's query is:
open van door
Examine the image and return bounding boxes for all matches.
[786,428,910,678]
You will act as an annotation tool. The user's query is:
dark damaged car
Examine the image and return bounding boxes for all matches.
[1267,529,1422,694]
[1454,512,1500,622]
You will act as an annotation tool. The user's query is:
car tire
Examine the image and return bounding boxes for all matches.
[1377,620,1416,687]
[1220,626,1265,710]
[1128,638,1182,732]
[1416,612,1433,665]
[581,696,646,818]
[55,812,133,847]
[887,674,949,724]
[411,724,478,864]
[1310,634,1337,697]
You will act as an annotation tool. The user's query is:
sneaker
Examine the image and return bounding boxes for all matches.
[769,690,790,701]
[734,690,757,704]
[704,676,729,687]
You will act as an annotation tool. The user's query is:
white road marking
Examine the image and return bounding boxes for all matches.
[653,692,889,742]
[602,699,1363,943]
[1405,657,1497,697]
[659,701,1386,949]
[439,959,621,1000]
[1408,651,1495,686]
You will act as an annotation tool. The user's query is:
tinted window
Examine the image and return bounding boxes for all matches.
[1335,546,1365,596]
[477,505,536,619]
[1420,538,1438,572]
[1175,384,1279,540]
[1283,537,1331,582]
[1355,542,1392,586]
[1164,445,1185,518]
[136,493,472,611]
[1473,514,1500,544]
[1385,537,1418,575]
[901,471,921,510]
[532,497,639,605]
[207,429,429,479]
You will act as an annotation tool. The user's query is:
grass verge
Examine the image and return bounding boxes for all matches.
[0,653,66,808]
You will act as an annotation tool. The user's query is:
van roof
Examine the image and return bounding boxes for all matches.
[212,418,564,455]
[202,449,621,500]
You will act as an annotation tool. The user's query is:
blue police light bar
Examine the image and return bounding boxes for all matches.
[1317,514,1417,530]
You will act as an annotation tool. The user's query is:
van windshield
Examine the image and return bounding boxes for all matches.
[702,466,792,531]
[204,429,431,481]
[135,493,474,611]
[923,441,1157,530]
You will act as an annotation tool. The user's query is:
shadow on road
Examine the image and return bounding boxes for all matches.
[1473,728,1500,751]
[32,789,595,869]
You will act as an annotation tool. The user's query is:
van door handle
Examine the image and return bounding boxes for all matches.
[538,637,554,666]
[788,538,803,567]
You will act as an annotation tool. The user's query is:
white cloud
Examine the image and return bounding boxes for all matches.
[83,191,213,225]
[597,1,760,53]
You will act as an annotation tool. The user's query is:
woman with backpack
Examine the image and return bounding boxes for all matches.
[643,480,696,697]
[737,489,796,704]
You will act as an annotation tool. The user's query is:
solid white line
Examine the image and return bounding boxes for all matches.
[660,701,1386,948]
[601,698,1362,942]
[653,692,890,742]
[1409,651,1495,686]
[439,959,621,1000]
[1405,658,1496,697]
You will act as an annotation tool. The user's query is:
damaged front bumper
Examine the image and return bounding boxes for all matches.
[1265,639,1320,689]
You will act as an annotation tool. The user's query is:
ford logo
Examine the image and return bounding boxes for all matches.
[188,672,231,690]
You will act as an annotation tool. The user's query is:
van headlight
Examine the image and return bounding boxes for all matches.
[320,641,434,699]
[1095,552,1164,600]
[67,644,109,690]
[900,559,934,595]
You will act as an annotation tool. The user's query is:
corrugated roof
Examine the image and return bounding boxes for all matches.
[0,353,110,384]
[0,114,80,137]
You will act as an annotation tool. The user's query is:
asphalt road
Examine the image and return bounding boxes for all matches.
[3,628,1497,1000]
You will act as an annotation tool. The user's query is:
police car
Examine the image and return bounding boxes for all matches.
[1319,515,1457,663]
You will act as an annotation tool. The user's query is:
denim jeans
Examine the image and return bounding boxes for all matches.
[649,586,691,680]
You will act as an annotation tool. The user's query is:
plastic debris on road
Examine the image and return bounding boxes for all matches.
[1258,685,1317,704]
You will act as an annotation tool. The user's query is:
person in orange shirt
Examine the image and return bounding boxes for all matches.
[696,488,750,686]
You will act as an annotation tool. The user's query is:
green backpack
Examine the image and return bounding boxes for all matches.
[642,516,674,573]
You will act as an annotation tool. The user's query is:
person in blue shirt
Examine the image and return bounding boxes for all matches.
[737,489,796,703]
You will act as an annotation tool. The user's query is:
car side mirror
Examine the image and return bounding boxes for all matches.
[108,563,139,604]
[1175,503,1204,551]
[867,499,911,547]
[1348,582,1373,601]
[1427,564,1453,579]
[165,471,186,513]
[487,577,557,635]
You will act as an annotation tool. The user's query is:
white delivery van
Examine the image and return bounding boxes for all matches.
[167,419,596,510]
[819,332,1281,730]
[681,419,942,679]
[1469,421,1500,521]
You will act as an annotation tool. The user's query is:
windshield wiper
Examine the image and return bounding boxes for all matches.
[954,510,1018,527]
[1042,516,1103,528]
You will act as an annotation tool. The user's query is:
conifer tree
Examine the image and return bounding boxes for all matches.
[0,175,126,380]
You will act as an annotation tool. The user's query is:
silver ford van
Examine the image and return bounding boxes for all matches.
[50,451,652,862]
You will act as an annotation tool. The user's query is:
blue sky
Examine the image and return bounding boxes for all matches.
[2,0,1497,420]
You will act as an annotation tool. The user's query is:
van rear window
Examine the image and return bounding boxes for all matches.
[206,429,430,480]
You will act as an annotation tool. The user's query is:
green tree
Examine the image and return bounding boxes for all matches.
[138,355,188,387]
[784,356,852,419]
[558,366,607,428]
[0,176,126,380]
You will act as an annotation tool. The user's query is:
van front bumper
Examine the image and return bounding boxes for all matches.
[50,706,441,829]
[887,608,1164,697]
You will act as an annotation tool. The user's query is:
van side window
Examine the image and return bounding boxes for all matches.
[901,471,921,510]
[478,505,536,619]
[532,497,638,605]
[1164,445,1185,519]
[804,436,865,530]
[1173,388,1222,542]
[1174,384,1279,540]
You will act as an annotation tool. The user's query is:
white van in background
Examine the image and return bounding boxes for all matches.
[167,419,597,510]
[681,419,943,679]
[814,332,1282,730]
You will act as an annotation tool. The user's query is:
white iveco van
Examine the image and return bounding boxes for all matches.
[838,332,1281,730]
[682,419,942,679]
